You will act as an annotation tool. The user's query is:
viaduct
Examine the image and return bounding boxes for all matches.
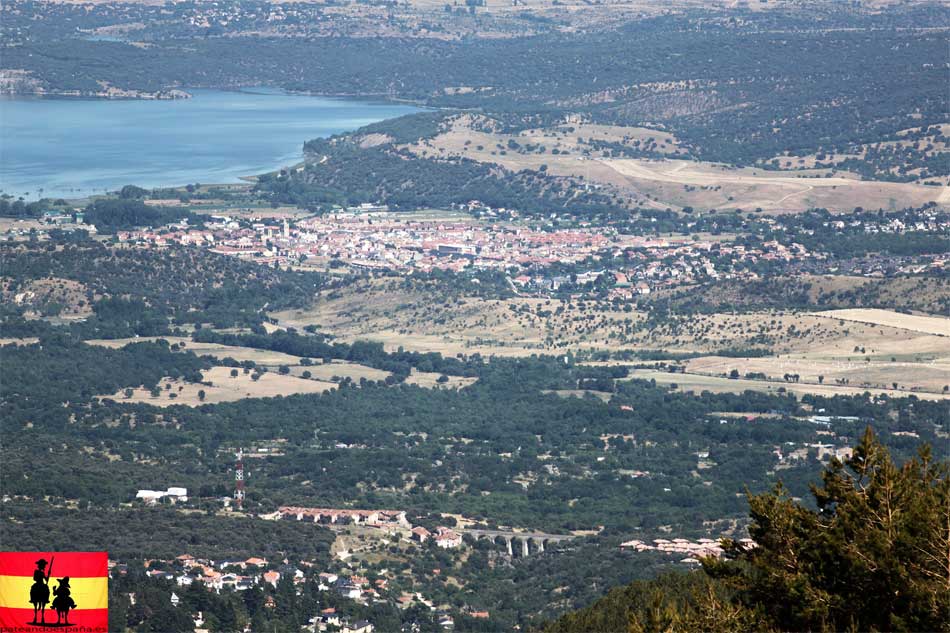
[461,528,577,557]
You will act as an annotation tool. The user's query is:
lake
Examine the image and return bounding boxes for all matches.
[0,88,419,200]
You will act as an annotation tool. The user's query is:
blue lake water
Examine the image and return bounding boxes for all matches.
[0,88,419,200]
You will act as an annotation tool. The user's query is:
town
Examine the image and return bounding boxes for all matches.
[17,201,939,302]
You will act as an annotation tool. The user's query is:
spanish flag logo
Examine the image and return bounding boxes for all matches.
[0,552,108,633]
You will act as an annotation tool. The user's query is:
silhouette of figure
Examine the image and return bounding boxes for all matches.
[51,577,77,626]
[29,558,51,625]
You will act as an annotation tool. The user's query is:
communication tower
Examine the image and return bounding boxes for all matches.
[234,449,246,509]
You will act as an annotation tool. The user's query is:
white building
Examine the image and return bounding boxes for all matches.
[166,487,189,501]
[135,490,165,504]
[434,527,462,549]
[134,487,188,504]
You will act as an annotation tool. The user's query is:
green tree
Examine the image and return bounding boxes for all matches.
[119,185,148,199]
[139,606,195,632]
[706,428,949,632]
[548,430,949,633]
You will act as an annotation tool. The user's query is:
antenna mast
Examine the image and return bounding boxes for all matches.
[233,448,245,510]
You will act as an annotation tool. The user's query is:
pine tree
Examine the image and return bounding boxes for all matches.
[708,427,950,632]
[546,430,949,633]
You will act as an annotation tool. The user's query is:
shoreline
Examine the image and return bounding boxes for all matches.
[0,87,192,101]
[1,88,421,202]
[0,84,430,107]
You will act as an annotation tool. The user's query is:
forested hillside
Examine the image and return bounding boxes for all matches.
[1,242,322,330]
[4,7,948,179]
[256,133,622,216]
[544,430,950,633]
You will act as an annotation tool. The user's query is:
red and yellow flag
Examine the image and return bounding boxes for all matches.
[0,552,108,633]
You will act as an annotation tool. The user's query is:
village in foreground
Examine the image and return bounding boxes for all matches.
[112,496,754,633]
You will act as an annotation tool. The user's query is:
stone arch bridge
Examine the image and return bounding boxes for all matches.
[461,528,576,557]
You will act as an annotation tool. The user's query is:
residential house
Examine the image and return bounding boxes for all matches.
[434,527,462,549]
[262,570,280,588]
[411,526,431,543]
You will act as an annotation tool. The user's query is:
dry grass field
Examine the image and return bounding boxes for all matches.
[89,336,481,394]
[98,366,336,407]
[628,369,950,402]
[82,284,950,403]
[685,356,950,396]
[599,158,934,213]
[654,308,950,397]
[406,115,684,163]
[628,312,923,355]
[287,361,391,383]
[270,280,950,400]
[88,336,305,366]
[808,309,950,337]
[0,337,39,346]
[402,115,946,213]
[404,369,478,389]
[272,278,648,356]
[640,308,950,398]
[274,280,946,358]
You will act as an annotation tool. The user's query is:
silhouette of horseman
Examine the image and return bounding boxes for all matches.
[29,557,52,625]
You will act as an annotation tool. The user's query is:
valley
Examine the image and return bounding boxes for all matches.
[1,1,948,632]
